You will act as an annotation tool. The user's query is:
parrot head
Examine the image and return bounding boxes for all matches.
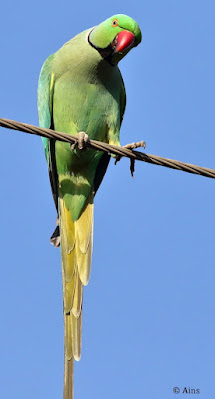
[88,14,142,65]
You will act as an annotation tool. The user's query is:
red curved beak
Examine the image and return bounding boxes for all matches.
[115,30,135,53]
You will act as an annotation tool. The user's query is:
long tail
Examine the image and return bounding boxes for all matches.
[59,196,93,399]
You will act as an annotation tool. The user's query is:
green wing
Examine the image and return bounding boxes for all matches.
[38,54,54,151]
[38,54,59,210]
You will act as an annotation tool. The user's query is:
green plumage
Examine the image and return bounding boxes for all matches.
[39,29,125,220]
[38,13,141,399]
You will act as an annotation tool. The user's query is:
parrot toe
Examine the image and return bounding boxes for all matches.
[123,140,146,150]
[114,140,146,177]
[71,131,89,151]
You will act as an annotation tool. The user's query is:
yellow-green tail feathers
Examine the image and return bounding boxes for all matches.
[60,196,93,398]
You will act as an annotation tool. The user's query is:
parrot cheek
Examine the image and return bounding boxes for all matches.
[114,30,135,53]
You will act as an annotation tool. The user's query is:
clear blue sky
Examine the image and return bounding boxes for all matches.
[0,1,214,398]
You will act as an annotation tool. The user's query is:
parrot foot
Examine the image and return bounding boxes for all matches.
[115,140,146,177]
[71,131,89,150]
[123,140,146,151]
[50,217,60,247]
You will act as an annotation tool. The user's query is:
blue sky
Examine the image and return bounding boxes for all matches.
[0,1,215,398]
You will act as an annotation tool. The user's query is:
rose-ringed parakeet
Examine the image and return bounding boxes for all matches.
[38,14,141,399]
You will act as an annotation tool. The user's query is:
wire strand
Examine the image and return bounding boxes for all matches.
[0,117,215,179]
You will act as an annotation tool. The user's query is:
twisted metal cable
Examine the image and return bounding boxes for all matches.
[0,117,215,179]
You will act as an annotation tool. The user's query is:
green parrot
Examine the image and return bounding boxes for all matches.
[38,14,141,399]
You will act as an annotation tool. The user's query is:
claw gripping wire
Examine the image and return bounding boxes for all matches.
[0,117,215,179]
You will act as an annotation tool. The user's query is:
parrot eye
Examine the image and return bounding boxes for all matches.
[111,19,118,27]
